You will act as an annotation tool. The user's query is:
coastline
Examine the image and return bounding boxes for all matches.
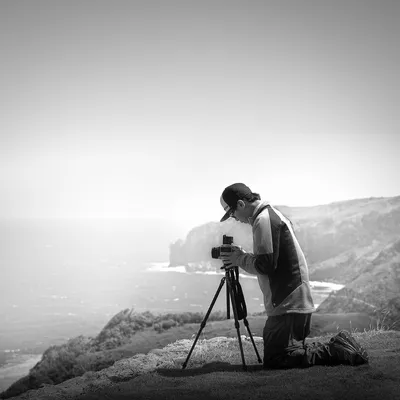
[145,262,346,291]
[0,354,42,392]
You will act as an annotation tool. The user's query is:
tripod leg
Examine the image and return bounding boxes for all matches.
[226,275,247,371]
[242,317,263,363]
[226,280,230,319]
[182,277,226,370]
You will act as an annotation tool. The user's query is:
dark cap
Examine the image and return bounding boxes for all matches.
[220,183,253,222]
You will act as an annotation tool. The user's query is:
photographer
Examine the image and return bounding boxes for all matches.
[219,183,369,369]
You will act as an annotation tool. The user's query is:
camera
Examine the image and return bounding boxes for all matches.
[211,235,234,259]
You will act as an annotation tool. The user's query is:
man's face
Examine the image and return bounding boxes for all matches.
[231,201,248,224]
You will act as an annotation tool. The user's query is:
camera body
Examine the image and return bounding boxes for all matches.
[211,235,234,259]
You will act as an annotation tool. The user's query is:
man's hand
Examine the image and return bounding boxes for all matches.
[219,245,246,267]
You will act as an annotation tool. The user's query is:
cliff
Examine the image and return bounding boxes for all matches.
[0,310,230,399]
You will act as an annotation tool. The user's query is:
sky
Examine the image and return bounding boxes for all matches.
[1,0,399,232]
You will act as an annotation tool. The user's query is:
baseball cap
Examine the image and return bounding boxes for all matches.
[220,183,253,222]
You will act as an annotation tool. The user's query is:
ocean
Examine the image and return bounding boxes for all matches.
[0,217,187,352]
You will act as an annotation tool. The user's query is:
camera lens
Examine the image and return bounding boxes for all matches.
[211,247,220,259]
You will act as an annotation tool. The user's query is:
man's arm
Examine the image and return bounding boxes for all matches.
[235,211,281,276]
[220,247,259,275]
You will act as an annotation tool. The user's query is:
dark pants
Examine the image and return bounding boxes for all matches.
[263,313,335,368]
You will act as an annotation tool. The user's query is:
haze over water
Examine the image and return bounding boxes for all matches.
[0,218,181,349]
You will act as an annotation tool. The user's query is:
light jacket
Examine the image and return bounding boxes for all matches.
[235,201,315,316]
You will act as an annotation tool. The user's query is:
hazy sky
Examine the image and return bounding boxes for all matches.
[1,0,399,230]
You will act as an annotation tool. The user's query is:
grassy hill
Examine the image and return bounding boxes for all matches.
[0,311,378,399]
[4,329,400,400]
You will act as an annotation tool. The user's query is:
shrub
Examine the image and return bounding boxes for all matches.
[161,319,177,330]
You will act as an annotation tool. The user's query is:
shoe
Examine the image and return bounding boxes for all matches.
[329,330,369,366]
[337,330,369,361]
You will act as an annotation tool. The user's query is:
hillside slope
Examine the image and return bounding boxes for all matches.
[316,239,400,327]
[6,330,400,400]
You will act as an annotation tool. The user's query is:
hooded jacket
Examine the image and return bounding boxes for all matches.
[235,201,315,316]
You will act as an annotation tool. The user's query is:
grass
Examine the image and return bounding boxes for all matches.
[110,312,379,361]
[78,329,400,400]
[14,325,400,400]
[3,314,399,400]
[1,312,375,399]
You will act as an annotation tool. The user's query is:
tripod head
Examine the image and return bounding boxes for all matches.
[220,258,240,282]
[220,262,236,271]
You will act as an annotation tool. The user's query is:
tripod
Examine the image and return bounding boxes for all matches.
[182,264,262,371]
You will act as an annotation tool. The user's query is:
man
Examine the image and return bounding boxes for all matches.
[219,182,369,368]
